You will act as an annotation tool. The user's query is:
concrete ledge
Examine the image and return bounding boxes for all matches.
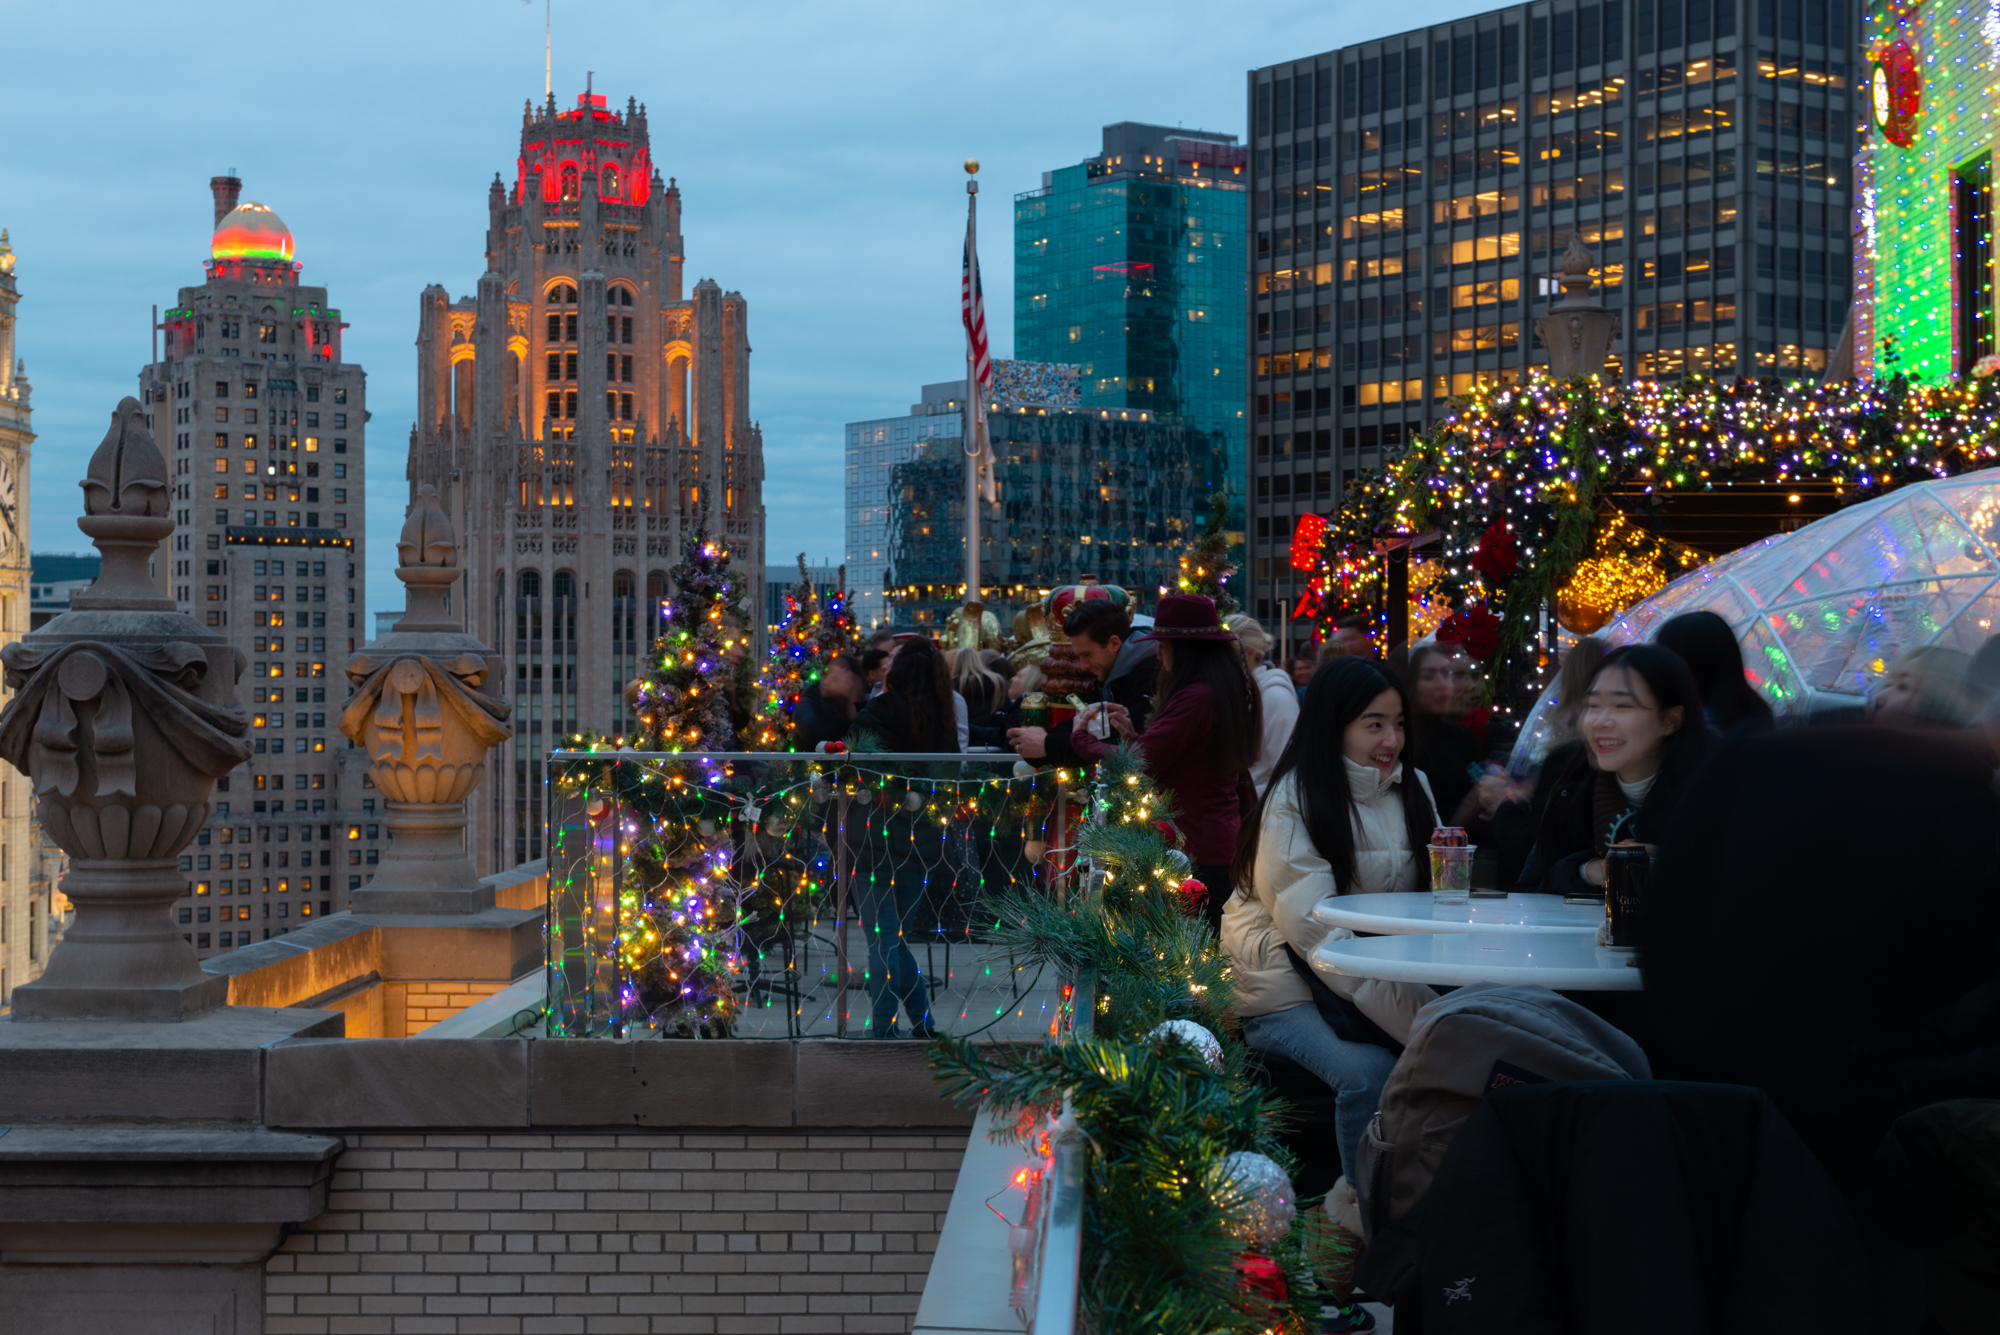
[797,1039,977,1128]
[356,906,544,982]
[253,1036,973,1130]
[529,1038,797,1127]
[201,916,380,1010]
[416,970,543,1039]
[0,1125,341,1224]
[266,1038,530,1128]
[0,1008,344,1124]
[483,859,549,911]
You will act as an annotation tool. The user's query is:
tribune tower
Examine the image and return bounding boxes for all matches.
[408,90,766,875]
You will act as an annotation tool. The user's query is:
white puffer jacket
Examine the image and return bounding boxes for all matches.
[1249,663,1301,796]
[1221,758,1439,1043]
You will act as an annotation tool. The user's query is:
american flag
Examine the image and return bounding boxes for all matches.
[961,227,992,391]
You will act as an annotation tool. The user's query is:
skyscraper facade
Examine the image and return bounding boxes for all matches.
[1015,123,1248,529]
[0,229,43,1001]
[405,90,766,873]
[845,384,969,630]
[141,177,373,958]
[1248,1,1858,642]
[879,374,1205,628]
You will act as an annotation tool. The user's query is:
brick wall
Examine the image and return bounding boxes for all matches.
[265,1128,966,1335]
[395,980,513,1035]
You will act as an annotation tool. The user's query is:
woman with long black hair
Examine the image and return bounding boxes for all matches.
[1525,643,1713,897]
[1654,610,1774,734]
[1222,657,1442,1197]
[846,637,959,1037]
[1071,594,1261,930]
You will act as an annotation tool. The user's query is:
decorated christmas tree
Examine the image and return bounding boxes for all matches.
[1176,493,1240,617]
[747,554,860,751]
[578,527,755,1035]
[632,528,752,753]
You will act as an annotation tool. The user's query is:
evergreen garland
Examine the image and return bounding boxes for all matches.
[928,742,1323,1335]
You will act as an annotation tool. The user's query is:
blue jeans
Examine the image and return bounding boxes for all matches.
[850,807,934,1036]
[1242,1004,1398,1184]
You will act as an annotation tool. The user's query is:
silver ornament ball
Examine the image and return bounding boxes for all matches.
[1215,1150,1295,1251]
[1146,1019,1224,1070]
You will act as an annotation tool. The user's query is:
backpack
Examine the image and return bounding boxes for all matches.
[1353,982,1650,1242]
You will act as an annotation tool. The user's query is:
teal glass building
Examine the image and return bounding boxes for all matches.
[1014,123,1248,536]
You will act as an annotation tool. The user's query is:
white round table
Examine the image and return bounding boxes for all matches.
[1311,931,1643,991]
[1311,892,1602,936]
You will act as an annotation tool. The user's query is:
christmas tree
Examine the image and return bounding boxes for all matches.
[747,554,860,751]
[632,528,752,753]
[585,527,755,1035]
[1176,493,1240,616]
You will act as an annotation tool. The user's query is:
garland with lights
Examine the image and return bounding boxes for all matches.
[551,751,749,1037]
[1297,371,2000,709]
[748,555,861,751]
[925,744,1327,1335]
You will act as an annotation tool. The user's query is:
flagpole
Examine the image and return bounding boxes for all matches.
[963,160,983,620]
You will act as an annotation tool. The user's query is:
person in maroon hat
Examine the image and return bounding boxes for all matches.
[1069,594,1262,931]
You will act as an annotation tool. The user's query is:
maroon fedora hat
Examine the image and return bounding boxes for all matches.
[1136,594,1237,642]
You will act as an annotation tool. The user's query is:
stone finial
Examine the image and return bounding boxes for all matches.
[74,399,172,613]
[1533,231,1622,381]
[397,483,456,568]
[82,397,169,518]
[339,493,512,914]
[0,229,13,276]
[0,399,250,1019]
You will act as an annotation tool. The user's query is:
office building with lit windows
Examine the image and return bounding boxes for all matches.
[1015,122,1247,531]
[1248,0,1859,640]
[140,175,373,959]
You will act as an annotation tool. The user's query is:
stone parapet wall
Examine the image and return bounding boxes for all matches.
[267,1129,963,1335]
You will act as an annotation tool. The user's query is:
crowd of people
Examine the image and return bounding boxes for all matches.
[809,596,2000,1328]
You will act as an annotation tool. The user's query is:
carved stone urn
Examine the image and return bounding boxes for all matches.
[339,485,512,913]
[1533,232,1622,381]
[0,399,252,1019]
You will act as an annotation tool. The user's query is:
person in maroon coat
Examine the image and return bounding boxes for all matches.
[1071,594,1262,931]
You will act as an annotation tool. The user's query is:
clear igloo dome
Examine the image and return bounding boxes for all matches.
[1512,465,2000,767]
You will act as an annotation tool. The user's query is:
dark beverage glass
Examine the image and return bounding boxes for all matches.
[1603,845,1649,950]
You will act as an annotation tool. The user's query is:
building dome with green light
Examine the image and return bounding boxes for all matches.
[211,201,293,263]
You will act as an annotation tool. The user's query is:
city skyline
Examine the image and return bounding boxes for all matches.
[0,0,1476,626]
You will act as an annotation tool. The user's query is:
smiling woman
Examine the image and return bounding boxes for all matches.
[1522,643,1713,898]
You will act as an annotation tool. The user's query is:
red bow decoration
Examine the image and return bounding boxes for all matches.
[1233,1253,1289,1311]
[1470,519,1519,581]
[1438,604,1502,663]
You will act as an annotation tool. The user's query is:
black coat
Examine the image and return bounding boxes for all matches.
[1395,1080,1870,1334]
[1522,734,1710,898]
[1643,725,2000,1172]
[790,683,853,752]
[1042,646,1160,768]
[851,690,959,754]
[1491,738,1584,888]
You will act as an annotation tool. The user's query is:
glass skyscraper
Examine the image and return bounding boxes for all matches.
[1015,123,1249,534]
[1248,1,1857,646]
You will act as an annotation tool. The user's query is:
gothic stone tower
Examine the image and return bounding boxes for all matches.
[0,230,40,1000]
[408,90,767,875]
